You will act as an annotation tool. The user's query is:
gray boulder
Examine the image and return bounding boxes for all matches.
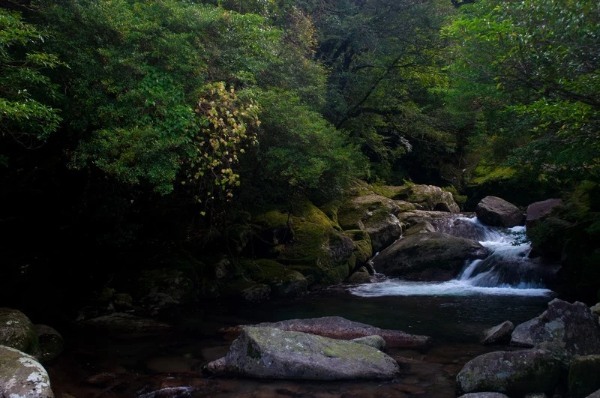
[511,299,600,361]
[456,349,562,396]
[476,196,523,227]
[0,345,54,398]
[207,326,400,380]
[372,232,489,281]
[220,316,430,349]
[458,394,510,398]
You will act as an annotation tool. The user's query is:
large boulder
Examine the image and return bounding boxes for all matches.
[0,308,38,354]
[0,345,54,398]
[526,198,563,229]
[220,316,431,349]
[372,232,489,281]
[207,326,400,380]
[511,299,600,361]
[456,349,562,396]
[475,196,524,227]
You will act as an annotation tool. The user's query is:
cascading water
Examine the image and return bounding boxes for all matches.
[350,215,558,297]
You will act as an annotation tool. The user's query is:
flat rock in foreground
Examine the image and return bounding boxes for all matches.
[207,326,400,380]
[220,315,431,349]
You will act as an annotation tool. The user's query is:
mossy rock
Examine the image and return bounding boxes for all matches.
[343,230,373,268]
[252,198,354,285]
[243,259,308,297]
[0,308,39,355]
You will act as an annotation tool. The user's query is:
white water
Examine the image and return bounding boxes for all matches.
[350,216,555,297]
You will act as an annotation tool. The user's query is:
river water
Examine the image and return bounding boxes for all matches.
[46,216,557,397]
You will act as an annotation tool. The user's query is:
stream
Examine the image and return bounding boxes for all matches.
[46,216,557,398]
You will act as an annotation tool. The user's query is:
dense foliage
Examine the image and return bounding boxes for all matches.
[443,0,599,191]
[1,0,598,307]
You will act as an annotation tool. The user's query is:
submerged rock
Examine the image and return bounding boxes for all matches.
[220,315,431,349]
[207,326,400,380]
[0,345,54,398]
[456,349,562,396]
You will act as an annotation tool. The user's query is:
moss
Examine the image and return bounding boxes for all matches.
[370,184,404,199]
[344,230,373,266]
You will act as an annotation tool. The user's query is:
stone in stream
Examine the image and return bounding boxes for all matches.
[0,307,38,354]
[206,326,400,380]
[220,315,431,349]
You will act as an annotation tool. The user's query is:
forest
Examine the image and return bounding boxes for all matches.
[1,0,599,315]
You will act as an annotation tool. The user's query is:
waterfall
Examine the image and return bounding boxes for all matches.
[350,215,557,297]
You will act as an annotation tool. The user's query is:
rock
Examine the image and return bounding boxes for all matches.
[220,316,430,349]
[0,345,54,398]
[34,324,64,363]
[475,196,524,227]
[351,335,386,351]
[371,232,489,281]
[458,394,510,398]
[482,321,514,345]
[526,199,563,229]
[511,299,600,361]
[391,184,460,213]
[587,388,600,398]
[568,355,600,398]
[456,349,562,396]
[0,308,38,355]
[207,326,400,380]
[591,302,600,318]
[346,267,372,284]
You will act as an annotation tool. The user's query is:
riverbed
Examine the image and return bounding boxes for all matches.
[46,286,553,398]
